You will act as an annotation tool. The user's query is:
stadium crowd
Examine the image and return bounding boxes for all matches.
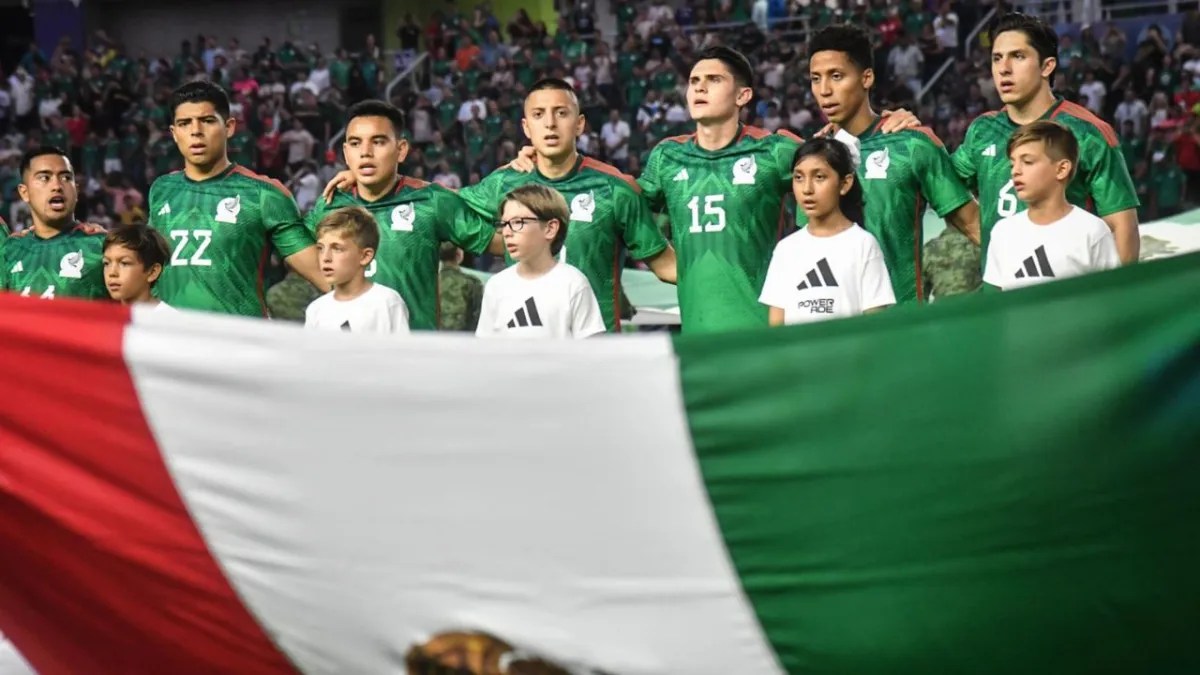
[0,0,1195,230]
[0,0,1196,334]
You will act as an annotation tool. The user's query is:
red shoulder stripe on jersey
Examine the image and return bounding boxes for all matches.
[909,125,945,148]
[232,165,295,198]
[400,176,432,191]
[581,157,641,193]
[662,133,694,144]
[774,129,803,143]
[74,222,107,235]
[1053,100,1119,147]
[741,125,771,140]
[980,109,1004,119]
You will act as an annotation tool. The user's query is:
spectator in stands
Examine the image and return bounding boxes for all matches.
[280,117,315,175]
[1115,88,1149,138]
[934,2,960,52]
[601,109,631,171]
[1079,70,1107,115]
[889,32,924,102]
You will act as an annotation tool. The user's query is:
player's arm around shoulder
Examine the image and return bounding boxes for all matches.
[437,184,504,255]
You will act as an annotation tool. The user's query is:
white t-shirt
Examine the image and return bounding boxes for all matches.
[983,207,1120,291]
[304,283,410,335]
[1079,80,1107,114]
[601,120,631,161]
[758,225,896,324]
[476,262,605,339]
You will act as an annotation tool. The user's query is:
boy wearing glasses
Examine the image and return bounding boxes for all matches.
[476,185,605,339]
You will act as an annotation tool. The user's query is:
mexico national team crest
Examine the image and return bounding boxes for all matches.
[391,203,415,231]
[570,191,595,222]
[865,148,890,180]
[58,250,84,279]
[732,155,757,185]
[215,195,241,224]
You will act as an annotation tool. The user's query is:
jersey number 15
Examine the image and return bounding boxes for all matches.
[687,194,727,234]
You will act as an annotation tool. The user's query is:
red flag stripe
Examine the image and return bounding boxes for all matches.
[0,294,295,675]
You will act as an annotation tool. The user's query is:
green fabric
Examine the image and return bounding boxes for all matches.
[148,165,313,317]
[678,251,1200,673]
[0,225,108,299]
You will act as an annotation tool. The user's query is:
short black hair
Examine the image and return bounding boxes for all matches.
[103,224,171,285]
[20,146,70,177]
[529,77,577,96]
[990,12,1059,69]
[346,99,407,138]
[168,80,231,120]
[810,23,874,73]
[693,46,754,88]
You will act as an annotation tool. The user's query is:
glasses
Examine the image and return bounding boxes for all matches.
[493,216,543,232]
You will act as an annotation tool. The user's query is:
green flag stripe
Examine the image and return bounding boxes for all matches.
[676,253,1200,674]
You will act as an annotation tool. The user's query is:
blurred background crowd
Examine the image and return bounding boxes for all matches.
[0,0,1195,233]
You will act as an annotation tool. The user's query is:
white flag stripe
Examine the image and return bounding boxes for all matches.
[0,634,34,675]
[125,309,783,675]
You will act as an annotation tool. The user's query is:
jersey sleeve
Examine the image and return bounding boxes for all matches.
[437,189,497,255]
[950,125,978,191]
[1079,131,1140,217]
[771,131,802,191]
[262,186,315,257]
[0,237,9,290]
[570,275,607,338]
[982,228,1005,288]
[757,242,791,309]
[614,182,668,260]
[147,181,163,228]
[1090,229,1121,271]
[637,145,666,211]
[457,171,510,219]
[860,245,897,311]
[475,282,498,337]
[911,133,973,217]
[389,293,411,334]
[304,196,329,234]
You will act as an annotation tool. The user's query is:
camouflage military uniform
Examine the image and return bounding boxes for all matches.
[438,264,483,332]
[923,226,982,301]
[266,272,322,322]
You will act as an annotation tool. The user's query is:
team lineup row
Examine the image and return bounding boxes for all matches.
[0,15,1138,336]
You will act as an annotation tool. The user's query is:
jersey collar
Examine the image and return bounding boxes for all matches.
[182,161,237,184]
[692,123,746,153]
[534,154,583,182]
[351,175,406,203]
[1002,96,1065,125]
[856,116,884,140]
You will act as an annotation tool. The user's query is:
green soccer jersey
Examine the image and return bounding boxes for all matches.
[148,164,315,317]
[640,126,800,333]
[952,98,1139,257]
[306,177,495,331]
[459,156,669,332]
[0,223,108,300]
[798,120,973,304]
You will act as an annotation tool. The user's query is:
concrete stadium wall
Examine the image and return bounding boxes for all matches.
[87,0,346,58]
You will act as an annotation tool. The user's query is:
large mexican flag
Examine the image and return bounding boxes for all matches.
[1,253,1198,675]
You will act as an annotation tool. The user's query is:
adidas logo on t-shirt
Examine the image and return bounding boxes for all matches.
[506,297,543,328]
[1015,245,1055,279]
[796,258,839,290]
[673,168,689,181]
[340,320,351,332]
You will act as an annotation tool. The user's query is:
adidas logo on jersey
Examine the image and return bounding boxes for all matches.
[1015,245,1055,279]
[506,297,543,328]
[157,202,171,216]
[982,144,997,158]
[9,261,23,274]
[673,168,689,181]
[796,258,839,290]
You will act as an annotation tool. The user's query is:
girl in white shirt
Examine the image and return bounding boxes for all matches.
[759,135,896,325]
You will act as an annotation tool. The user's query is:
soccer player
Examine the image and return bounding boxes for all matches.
[308,100,502,331]
[807,24,981,304]
[148,81,326,316]
[953,13,1139,264]
[102,223,173,309]
[305,206,410,335]
[0,147,107,300]
[476,185,606,339]
[456,78,676,333]
[636,47,912,332]
[983,121,1119,291]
